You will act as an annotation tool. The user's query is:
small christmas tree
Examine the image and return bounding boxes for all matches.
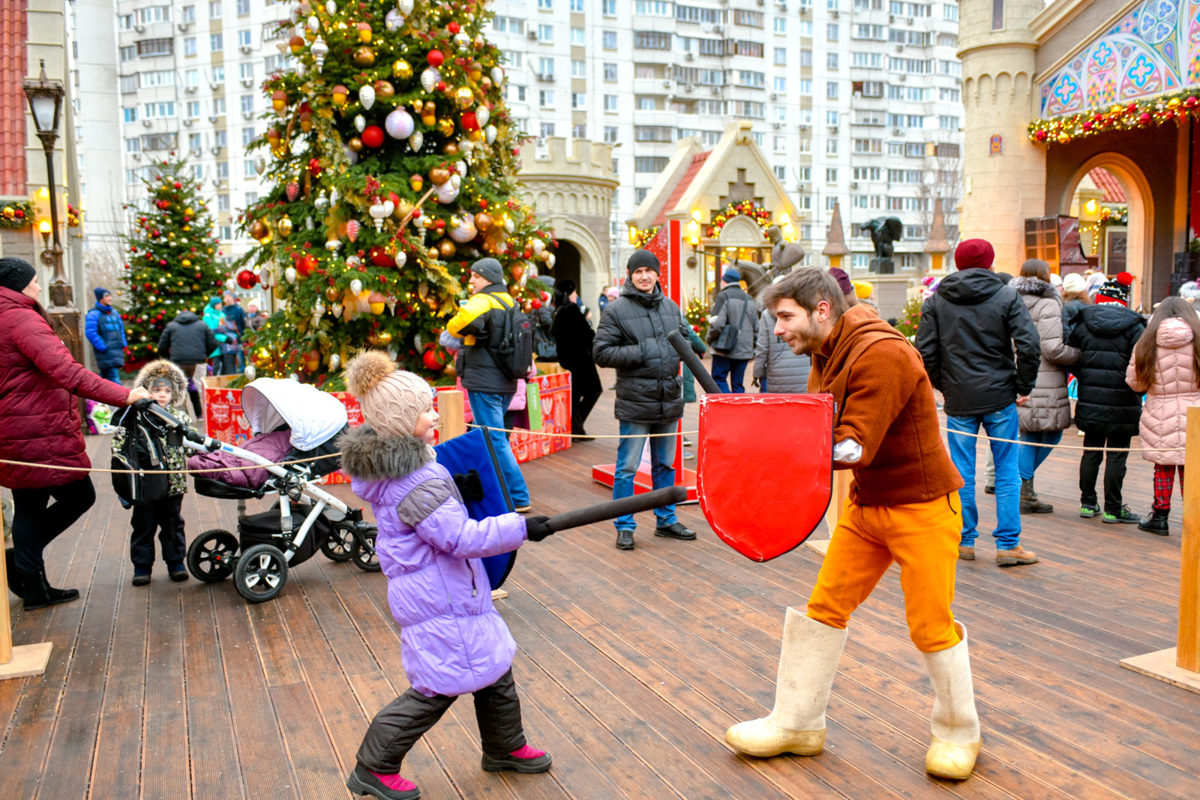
[121,158,225,367]
[237,0,555,386]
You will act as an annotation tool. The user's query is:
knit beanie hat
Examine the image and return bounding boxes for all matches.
[209,296,222,308]
[344,351,433,439]
[470,257,504,285]
[1062,272,1087,295]
[954,239,995,270]
[0,257,36,293]
[627,249,661,276]
[722,267,741,283]
[94,287,111,302]
[853,280,874,300]
[1095,271,1134,306]
[828,267,854,296]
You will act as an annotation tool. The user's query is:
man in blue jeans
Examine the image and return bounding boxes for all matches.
[593,250,697,550]
[916,238,1041,566]
[446,258,531,511]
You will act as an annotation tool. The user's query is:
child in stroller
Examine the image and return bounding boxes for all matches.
[136,377,379,602]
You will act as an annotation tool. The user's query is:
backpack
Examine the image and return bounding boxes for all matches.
[110,406,173,506]
[485,292,534,380]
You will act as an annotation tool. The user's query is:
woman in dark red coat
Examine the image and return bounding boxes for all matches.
[0,258,148,610]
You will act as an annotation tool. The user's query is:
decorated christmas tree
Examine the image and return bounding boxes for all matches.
[238,0,555,386]
[121,158,225,367]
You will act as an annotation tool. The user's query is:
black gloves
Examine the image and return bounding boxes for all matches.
[524,515,554,542]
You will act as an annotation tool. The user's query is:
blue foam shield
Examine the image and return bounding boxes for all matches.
[433,428,517,589]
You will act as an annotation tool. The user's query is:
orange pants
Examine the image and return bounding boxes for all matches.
[806,492,962,653]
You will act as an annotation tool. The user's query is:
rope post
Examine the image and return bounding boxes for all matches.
[0,513,53,680]
[1120,405,1200,692]
[438,389,466,442]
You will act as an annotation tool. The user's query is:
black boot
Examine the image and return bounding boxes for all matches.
[1138,508,1170,536]
[23,569,80,611]
[1019,478,1053,514]
[4,549,25,599]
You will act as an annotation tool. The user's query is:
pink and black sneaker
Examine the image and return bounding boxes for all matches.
[345,764,420,800]
[481,744,553,773]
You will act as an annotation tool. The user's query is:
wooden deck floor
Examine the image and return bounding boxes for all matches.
[2,369,1200,799]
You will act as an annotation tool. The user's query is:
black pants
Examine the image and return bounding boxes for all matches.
[130,494,186,568]
[11,477,96,575]
[356,669,527,774]
[1079,429,1132,514]
[569,363,602,434]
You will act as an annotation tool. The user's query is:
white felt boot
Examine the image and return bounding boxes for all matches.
[725,608,847,757]
[922,621,982,780]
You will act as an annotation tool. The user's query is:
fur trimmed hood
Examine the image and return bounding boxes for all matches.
[134,359,188,410]
[338,424,434,481]
[1011,276,1057,298]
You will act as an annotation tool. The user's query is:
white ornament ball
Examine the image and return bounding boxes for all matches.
[385,109,415,139]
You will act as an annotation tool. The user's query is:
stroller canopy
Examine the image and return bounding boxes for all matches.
[241,378,348,451]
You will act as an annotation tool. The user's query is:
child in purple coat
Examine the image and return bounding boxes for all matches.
[341,351,554,800]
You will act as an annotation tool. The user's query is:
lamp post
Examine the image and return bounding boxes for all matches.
[23,60,82,361]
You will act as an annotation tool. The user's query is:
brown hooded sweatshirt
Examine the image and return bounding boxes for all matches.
[809,304,963,506]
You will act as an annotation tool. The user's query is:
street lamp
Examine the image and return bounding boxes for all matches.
[23,59,83,369]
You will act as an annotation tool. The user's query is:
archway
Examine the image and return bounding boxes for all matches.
[1060,153,1153,309]
[545,240,582,297]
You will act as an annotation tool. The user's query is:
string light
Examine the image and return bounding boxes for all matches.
[1028,90,1200,145]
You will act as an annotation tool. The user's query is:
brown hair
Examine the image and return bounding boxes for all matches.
[1019,259,1051,283]
[1133,296,1200,387]
[763,268,847,319]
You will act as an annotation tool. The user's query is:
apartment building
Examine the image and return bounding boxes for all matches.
[488,0,963,272]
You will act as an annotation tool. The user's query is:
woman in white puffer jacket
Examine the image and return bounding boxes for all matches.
[1125,297,1200,535]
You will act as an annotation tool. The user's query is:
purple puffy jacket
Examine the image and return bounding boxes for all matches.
[340,426,528,697]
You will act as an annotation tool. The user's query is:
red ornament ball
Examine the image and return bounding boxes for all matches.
[236,269,258,289]
[530,299,542,310]
[361,125,385,148]
[461,111,479,131]
[447,22,460,34]
[427,49,444,67]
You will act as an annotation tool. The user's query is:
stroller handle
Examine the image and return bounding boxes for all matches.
[135,399,217,449]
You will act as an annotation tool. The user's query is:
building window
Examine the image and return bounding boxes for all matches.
[538,0,552,8]
[209,1,222,18]
[602,31,617,49]
[827,52,839,70]
[774,47,786,66]
[242,127,256,145]
[539,90,554,107]
[238,29,252,48]
[137,38,174,57]
[773,17,786,34]
[636,96,657,111]
[634,31,671,50]
[826,81,839,100]
[604,94,618,111]
[571,27,585,45]
[538,24,554,42]
[826,168,838,182]
[603,126,618,143]
[236,0,249,14]
[635,156,669,172]
[570,0,584,9]
[827,23,839,41]
[571,59,585,78]
[603,62,618,81]
[240,95,253,113]
[210,32,223,51]
[572,92,586,109]
[602,0,616,14]
[540,122,556,138]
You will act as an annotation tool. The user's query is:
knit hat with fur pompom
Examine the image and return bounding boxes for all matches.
[344,351,433,439]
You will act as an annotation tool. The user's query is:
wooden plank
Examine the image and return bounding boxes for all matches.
[1178,407,1200,670]
[269,682,350,800]
[141,586,191,800]
[0,643,52,680]
[1121,648,1200,694]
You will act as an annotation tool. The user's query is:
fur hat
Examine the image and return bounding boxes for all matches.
[722,267,741,283]
[1062,272,1087,295]
[627,249,661,276]
[94,287,111,302]
[344,351,433,439]
[134,359,188,411]
[469,257,504,285]
[0,257,36,293]
[954,239,995,270]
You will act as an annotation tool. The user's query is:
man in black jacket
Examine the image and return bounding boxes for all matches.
[593,250,696,550]
[158,309,220,417]
[916,239,1041,567]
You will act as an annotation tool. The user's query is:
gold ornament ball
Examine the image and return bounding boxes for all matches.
[349,136,364,152]
[443,142,460,156]
[421,113,437,127]
[437,118,456,137]
[438,239,456,258]
[353,46,376,67]
[427,246,440,260]
[454,86,474,109]
[249,220,270,241]
[325,286,341,302]
[375,80,395,101]
[467,128,483,142]
[393,60,413,81]
[277,216,294,237]
[182,258,192,267]
[411,98,424,113]
[468,63,483,82]
[474,212,493,231]
[376,330,392,345]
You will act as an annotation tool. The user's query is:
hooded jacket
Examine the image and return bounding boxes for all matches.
[709,284,757,360]
[754,308,811,392]
[84,301,127,370]
[1126,317,1198,465]
[112,359,194,496]
[445,282,522,395]
[158,310,220,366]
[811,304,963,506]
[339,426,528,697]
[0,287,130,488]
[593,281,691,424]
[915,269,1041,416]
[1066,303,1145,435]
[1011,276,1079,432]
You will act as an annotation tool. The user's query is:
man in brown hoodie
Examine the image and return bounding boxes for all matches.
[725,268,981,781]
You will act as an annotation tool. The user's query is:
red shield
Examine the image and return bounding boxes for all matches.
[697,394,834,561]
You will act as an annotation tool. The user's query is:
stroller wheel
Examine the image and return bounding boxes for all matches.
[187,529,239,583]
[352,524,382,572]
[321,522,356,562]
[234,543,289,603]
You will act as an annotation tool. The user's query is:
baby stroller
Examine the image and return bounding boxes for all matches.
[138,378,379,603]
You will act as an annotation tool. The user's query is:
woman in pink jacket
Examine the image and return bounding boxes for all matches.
[0,258,149,609]
[1125,297,1200,535]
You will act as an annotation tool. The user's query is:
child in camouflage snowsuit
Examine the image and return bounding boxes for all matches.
[111,359,195,585]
